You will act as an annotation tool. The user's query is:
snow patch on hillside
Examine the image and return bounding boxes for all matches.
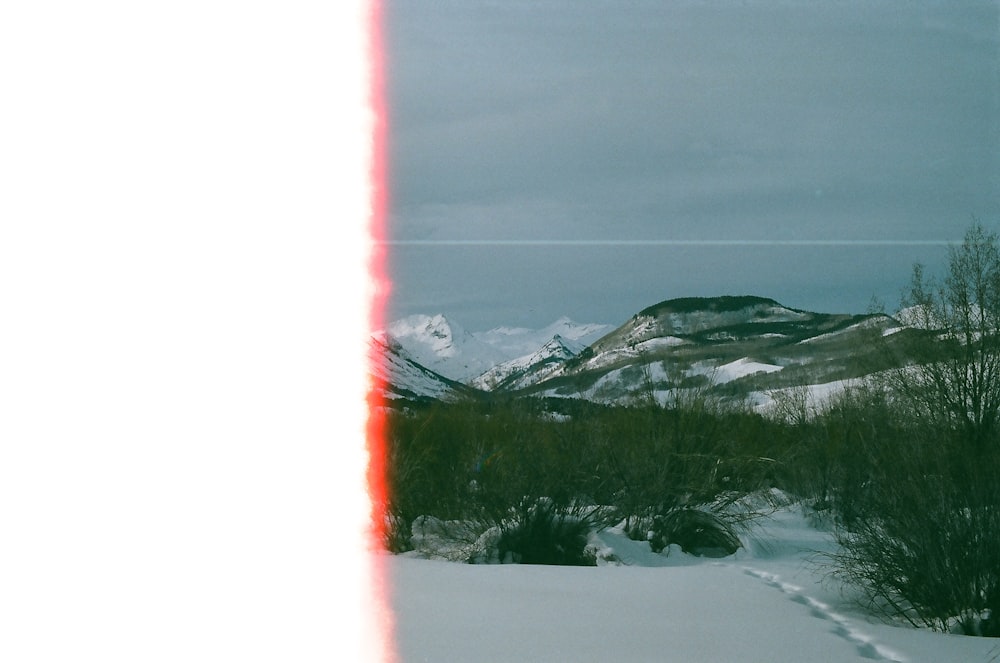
[751,378,860,413]
[797,317,889,345]
[894,304,947,330]
[635,336,687,351]
[688,358,784,384]
[620,316,659,345]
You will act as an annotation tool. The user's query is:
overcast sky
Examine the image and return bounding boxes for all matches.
[384,0,999,332]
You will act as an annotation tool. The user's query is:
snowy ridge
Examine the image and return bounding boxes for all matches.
[369,334,477,402]
[472,316,612,358]
[386,314,510,382]
[471,334,584,391]
[383,314,611,385]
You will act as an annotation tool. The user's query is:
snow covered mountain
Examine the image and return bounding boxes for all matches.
[471,317,612,359]
[385,314,510,383]
[507,296,910,407]
[368,334,481,403]
[384,314,612,384]
[371,295,924,407]
[470,334,585,391]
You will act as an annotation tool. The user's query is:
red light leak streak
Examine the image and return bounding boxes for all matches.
[365,0,396,660]
[366,0,389,543]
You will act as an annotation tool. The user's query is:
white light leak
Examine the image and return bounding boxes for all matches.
[0,1,388,661]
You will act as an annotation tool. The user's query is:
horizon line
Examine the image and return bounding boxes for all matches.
[381,239,961,247]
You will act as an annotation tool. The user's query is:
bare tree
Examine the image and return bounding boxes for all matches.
[890,220,1000,455]
[829,220,1000,636]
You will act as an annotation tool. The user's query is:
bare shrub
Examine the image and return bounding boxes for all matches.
[828,432,1000,636]
[492,498,598,566]
[644,507,740,557]
[825,220,1000,636]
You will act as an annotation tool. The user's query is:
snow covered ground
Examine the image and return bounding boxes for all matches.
[688,357,785,384]
[751,379,859,414]
[385,501,1000,662]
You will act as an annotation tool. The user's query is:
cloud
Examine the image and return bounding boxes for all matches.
[386,1,999,329]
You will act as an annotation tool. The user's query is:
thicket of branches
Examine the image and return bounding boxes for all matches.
[781,221,1000,636]
[382,393,793,564]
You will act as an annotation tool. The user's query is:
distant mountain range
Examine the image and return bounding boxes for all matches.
[383,313,612,383]
[371,295,923,410]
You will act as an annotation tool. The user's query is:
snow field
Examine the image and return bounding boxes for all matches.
[387,504,1000,662]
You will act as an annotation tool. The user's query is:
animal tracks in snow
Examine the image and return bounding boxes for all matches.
[742,567,905,662]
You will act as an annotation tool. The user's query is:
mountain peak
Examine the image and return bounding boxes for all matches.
[469,332,584,391]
